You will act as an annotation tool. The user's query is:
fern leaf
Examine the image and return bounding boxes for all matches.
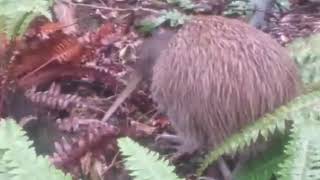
[0,119,72,180]
[3,12,37,39]
[165,0,194,10]
[137,10,189,34]
[0,0,53,39]
[223,0,253,16]
[0,0,52,18]
[118,137,183,180]
[287,33,320,85]
[277,110,320,180]
[161,10,189,27]
[16,13,40,39]
[233,133,288,180]
[197,90,320,175]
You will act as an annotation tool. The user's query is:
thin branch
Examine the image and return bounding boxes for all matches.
[102,151,120,174]
[98,0,108,7]
[70,2,160,14]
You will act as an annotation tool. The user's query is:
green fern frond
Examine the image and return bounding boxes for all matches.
[137,10,189,34]
[165,0,195,10]
[0,0,52,18]
[197,90,320,175]
[233,133,288,180]
[137,19,164,34]
[2,12,40,39]
[223,0,253,16]
[0,119,72,180]
[0,0,53,39]
[277,110,320,180]
[157,0,196,10]
[0,16,6,33]
[287,33,320,85]
[160,10,189,27]
[118,137,183,180]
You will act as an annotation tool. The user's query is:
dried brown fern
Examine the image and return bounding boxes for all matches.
[51,118,120,177]
[6,20,125,91]
[36,22,67,39]
[19,34,89,82]
[16,64,120,90]
[8,32,86,79]
[24,83,105,112]
[90,21,118,46]
[47,36,84,64]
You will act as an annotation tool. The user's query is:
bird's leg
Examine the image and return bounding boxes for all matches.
[155,133,200,162]
[217,158,232,180]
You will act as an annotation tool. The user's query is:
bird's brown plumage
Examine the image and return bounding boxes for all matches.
[151,15,302,152]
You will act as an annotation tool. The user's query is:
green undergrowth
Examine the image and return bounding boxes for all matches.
[0,119,72,180]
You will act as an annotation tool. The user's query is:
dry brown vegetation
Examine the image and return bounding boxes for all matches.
[0,0,320,179]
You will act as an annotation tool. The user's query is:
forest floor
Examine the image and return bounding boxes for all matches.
[0,0,319,179]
